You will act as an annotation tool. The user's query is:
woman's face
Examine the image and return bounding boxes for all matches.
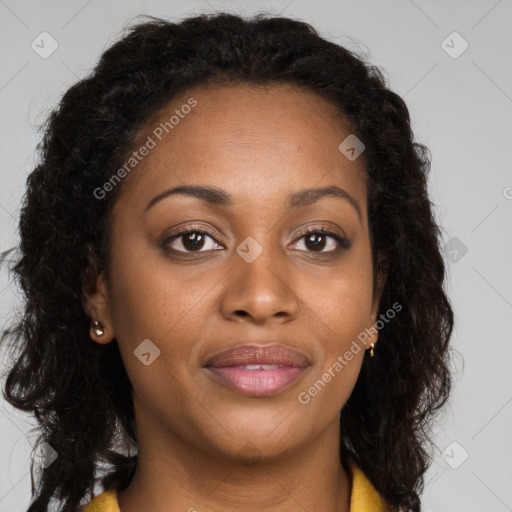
[87,83,380,461]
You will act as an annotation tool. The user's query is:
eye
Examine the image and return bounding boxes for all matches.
[291,226,352,254]
[162,226,224,253]
[162,224,352,255]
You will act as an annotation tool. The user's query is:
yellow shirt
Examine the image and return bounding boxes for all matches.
[81,460,390,511]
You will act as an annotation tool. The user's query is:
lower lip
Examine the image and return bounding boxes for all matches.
[205,365,308,397]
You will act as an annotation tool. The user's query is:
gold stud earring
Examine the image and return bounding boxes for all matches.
[370,342,375,357]
[92,320,105,337]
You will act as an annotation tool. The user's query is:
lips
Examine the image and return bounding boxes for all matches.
[205,344,311,368]
[204,344,311,397]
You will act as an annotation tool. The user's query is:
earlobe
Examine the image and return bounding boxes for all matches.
[82,269,115,344]
[367,264,387,356]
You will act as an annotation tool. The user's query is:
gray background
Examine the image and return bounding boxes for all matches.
[1,1,511,510]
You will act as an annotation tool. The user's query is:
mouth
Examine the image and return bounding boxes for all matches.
[203,344,311,397]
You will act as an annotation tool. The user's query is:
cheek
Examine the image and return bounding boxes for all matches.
[107,235,218,375]
[296,286,370,413]
[300,246,375,347]
[296,247,373,404]
[106,247,214,425]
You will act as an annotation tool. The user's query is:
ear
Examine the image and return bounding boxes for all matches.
[82,252,115,345]
[368,258,388,347]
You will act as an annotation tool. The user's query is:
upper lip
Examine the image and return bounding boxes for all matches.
[204,343,311,368]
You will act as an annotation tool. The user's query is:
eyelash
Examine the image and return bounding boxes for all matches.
[299,226,352,252]
[162,224,352,255]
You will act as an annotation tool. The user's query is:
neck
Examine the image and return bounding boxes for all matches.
[117,416,351,512]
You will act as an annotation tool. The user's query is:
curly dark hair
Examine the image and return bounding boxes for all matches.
[0,11,454,512]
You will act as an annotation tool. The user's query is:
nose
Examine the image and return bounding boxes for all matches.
[219,237,299,325]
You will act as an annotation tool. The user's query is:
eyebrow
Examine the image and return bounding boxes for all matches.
[144,184,363,224]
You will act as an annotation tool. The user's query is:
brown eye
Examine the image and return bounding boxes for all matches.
[291,227,352,253]
[163,228,223,253]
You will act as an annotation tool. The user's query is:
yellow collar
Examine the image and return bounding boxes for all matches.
[348,459,390,511]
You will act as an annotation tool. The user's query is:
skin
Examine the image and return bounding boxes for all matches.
[84,82,382,512]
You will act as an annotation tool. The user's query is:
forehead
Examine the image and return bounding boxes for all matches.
[114,82,368,218]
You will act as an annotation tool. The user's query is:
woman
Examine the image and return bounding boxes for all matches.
[1,11,453,512]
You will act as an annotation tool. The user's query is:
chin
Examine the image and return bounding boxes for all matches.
[203,411,305,459]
